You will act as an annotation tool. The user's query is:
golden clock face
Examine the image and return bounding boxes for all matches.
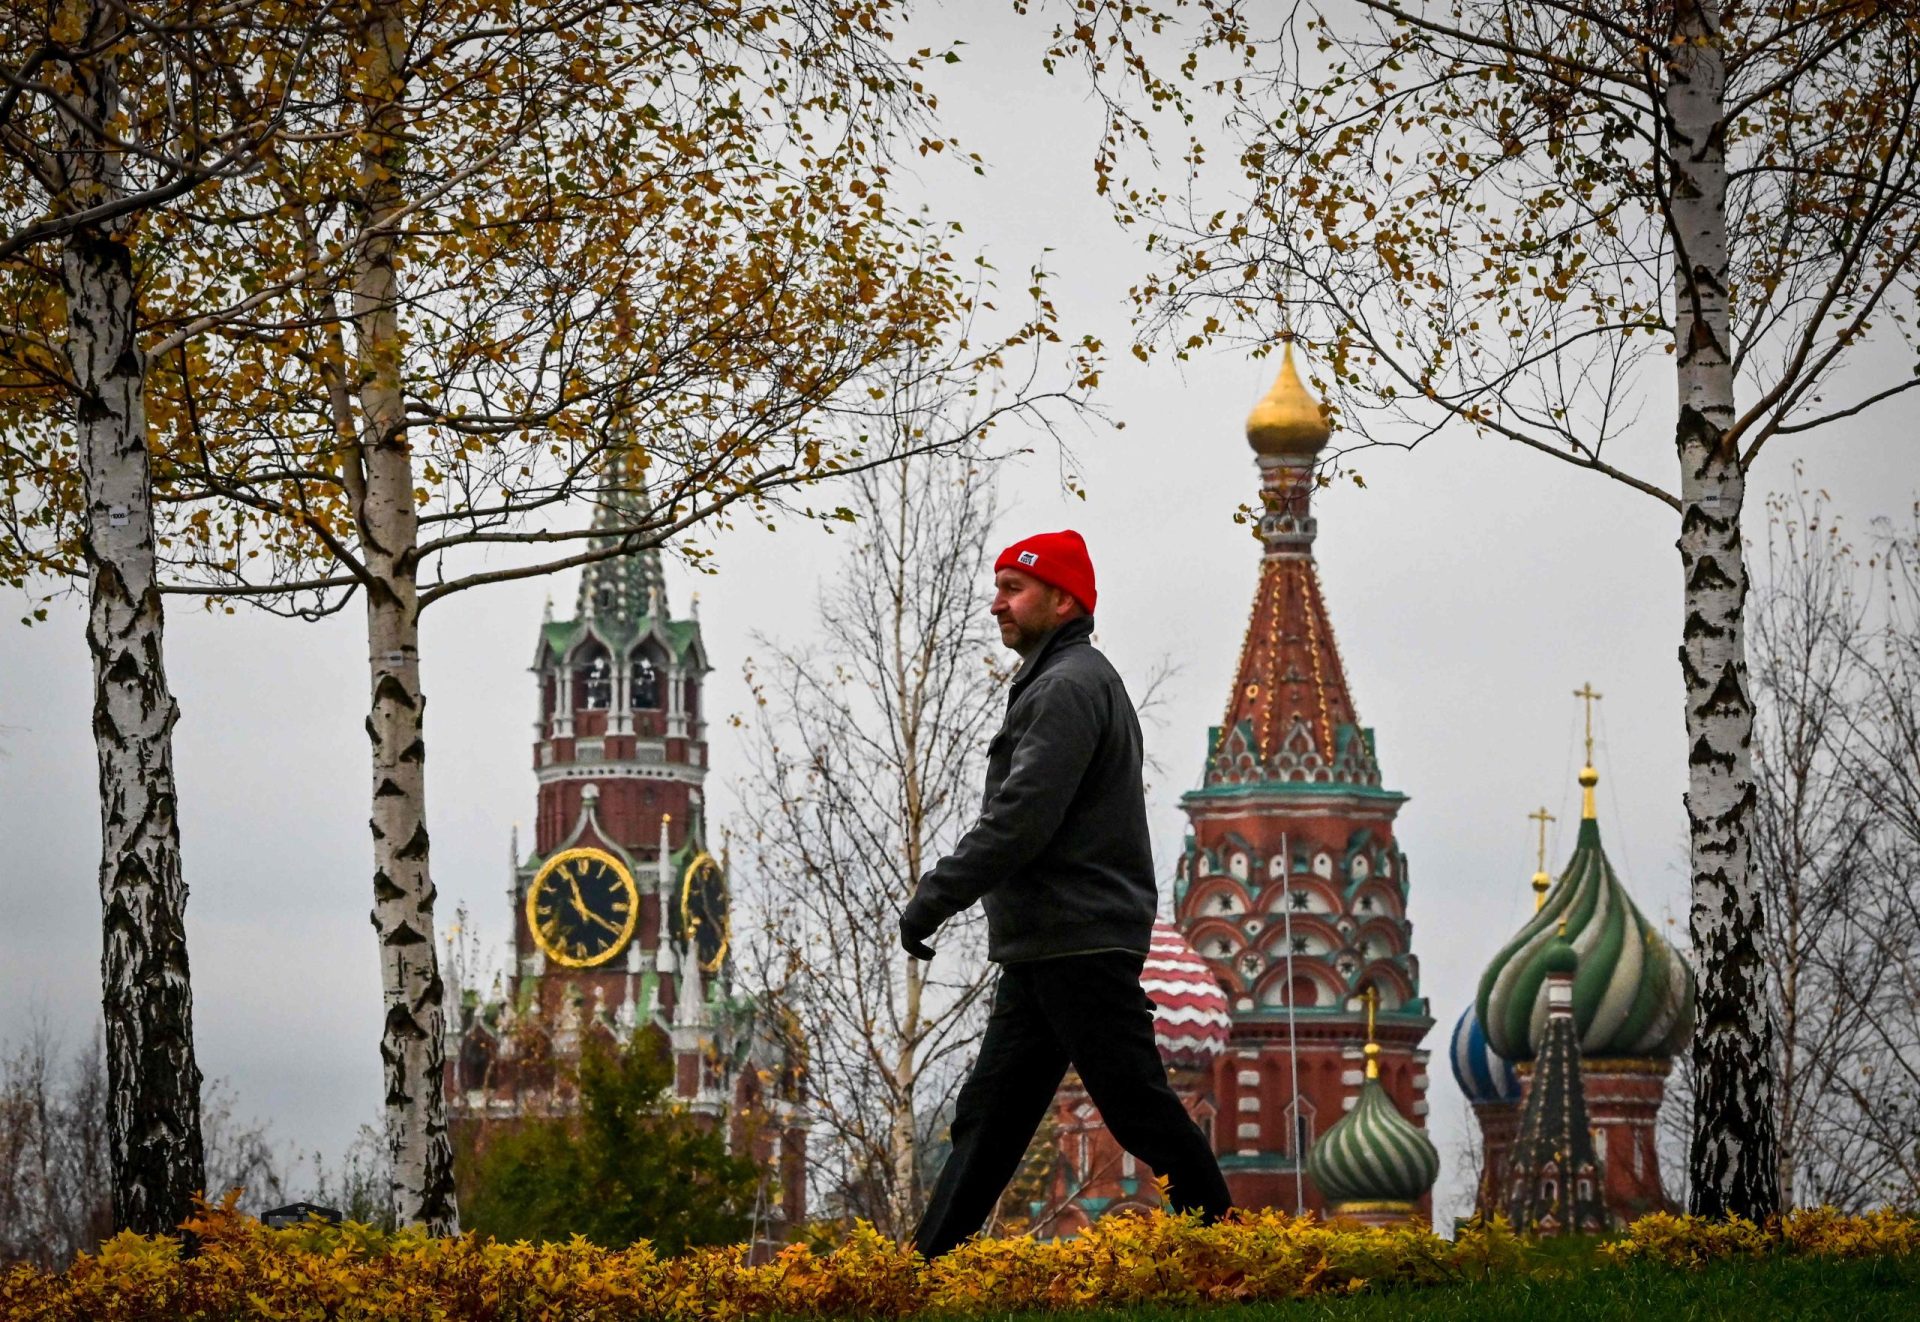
[679,851,730,974]
[526,847,638,968]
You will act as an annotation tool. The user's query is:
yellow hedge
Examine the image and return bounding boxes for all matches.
[1603,1206,1920,1268]
[3,1201,1914,1322]
[1,1202,1518,1322]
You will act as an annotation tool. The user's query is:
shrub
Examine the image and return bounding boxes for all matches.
[459,1031,759,1254]
[2,1200,1914,1321]
[1603,1206,1920,1267]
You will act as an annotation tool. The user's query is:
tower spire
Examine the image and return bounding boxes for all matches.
[1177,337,1429,1226]
[1574,682,1602,820]
[1528,806,1556,911]
[577,446,667,625]
[1246,337,1331,561]
[1503,922,1607,1234]
[1209,341,1377,787]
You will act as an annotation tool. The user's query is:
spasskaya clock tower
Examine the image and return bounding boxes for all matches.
[446,463,805,1238]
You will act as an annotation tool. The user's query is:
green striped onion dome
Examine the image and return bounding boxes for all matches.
[1477,817,1694,1063]
[1307,1066,1440,1205]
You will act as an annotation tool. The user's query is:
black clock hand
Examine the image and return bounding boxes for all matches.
[586,909,624,936]
[567,876,625,936]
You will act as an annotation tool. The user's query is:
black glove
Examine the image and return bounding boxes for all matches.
[899,911,937,961]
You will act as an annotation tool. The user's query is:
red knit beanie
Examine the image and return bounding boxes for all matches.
[995,530,1097,614]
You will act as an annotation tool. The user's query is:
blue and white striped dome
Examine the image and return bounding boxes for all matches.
[1449,1004,1520,1105]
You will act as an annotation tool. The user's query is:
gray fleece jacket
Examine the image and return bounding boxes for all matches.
[900,615,1157,963]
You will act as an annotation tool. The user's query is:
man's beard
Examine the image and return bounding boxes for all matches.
[1002,615,1051,657]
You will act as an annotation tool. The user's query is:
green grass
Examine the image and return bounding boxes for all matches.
[998,1255,1920,1321]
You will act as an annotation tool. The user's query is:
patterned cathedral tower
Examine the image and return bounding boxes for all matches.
[447,457,806,1237]
[1475,691,1693,1223]
[1176,342,1433,1218]
[1501,925,1607,1234]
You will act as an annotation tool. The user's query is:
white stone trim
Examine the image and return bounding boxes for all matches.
[536,760,706,788]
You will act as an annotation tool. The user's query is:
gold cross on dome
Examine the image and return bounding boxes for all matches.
[1362,985,1381,1079]
[1529,806,1556,873]
[1573,682,1603,765]
[1528,805,1557,911]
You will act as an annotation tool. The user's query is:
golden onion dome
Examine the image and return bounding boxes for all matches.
[1245,339,1331,458]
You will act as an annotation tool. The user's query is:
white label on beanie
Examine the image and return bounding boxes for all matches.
[1018,551,1039,566]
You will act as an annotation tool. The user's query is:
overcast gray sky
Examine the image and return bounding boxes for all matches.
[3,7,1913,1226]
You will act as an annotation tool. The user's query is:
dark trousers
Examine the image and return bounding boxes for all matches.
[912,950,1233,1256]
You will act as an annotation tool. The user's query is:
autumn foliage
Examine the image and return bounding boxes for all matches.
[1602,1205,1920,1269]
[4,1198,1916,1321]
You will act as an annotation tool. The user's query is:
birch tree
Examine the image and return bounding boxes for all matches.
[0,0,310,1236]
[1778,494,1920,1210]
[1658,482,1920,1210]
[1063,0,1920,1221]
[735,446,1004,1239]
[1748,484,1884,1209]
[131,0,1081,1230]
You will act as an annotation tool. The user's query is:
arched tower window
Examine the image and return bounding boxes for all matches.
[630,655,660,709]
[575,644,612,711]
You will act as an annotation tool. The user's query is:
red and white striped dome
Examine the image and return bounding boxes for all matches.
[1144,921,1232,1067]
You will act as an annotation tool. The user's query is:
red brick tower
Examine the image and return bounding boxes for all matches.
[1175,343,1433,1219]
[448,463,806,1237]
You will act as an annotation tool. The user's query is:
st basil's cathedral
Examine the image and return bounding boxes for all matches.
[1035,344,1697,1233]
[1452,714,1695,1227]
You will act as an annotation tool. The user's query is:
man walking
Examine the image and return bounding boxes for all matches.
[899,530,1232,1256]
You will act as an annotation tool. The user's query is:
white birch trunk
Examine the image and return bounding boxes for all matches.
[351,0,457,1233]
[891,967,923,1235]
[1666,0,1779,1220]
[889,469,925,1236]
[59,2,206,1236]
